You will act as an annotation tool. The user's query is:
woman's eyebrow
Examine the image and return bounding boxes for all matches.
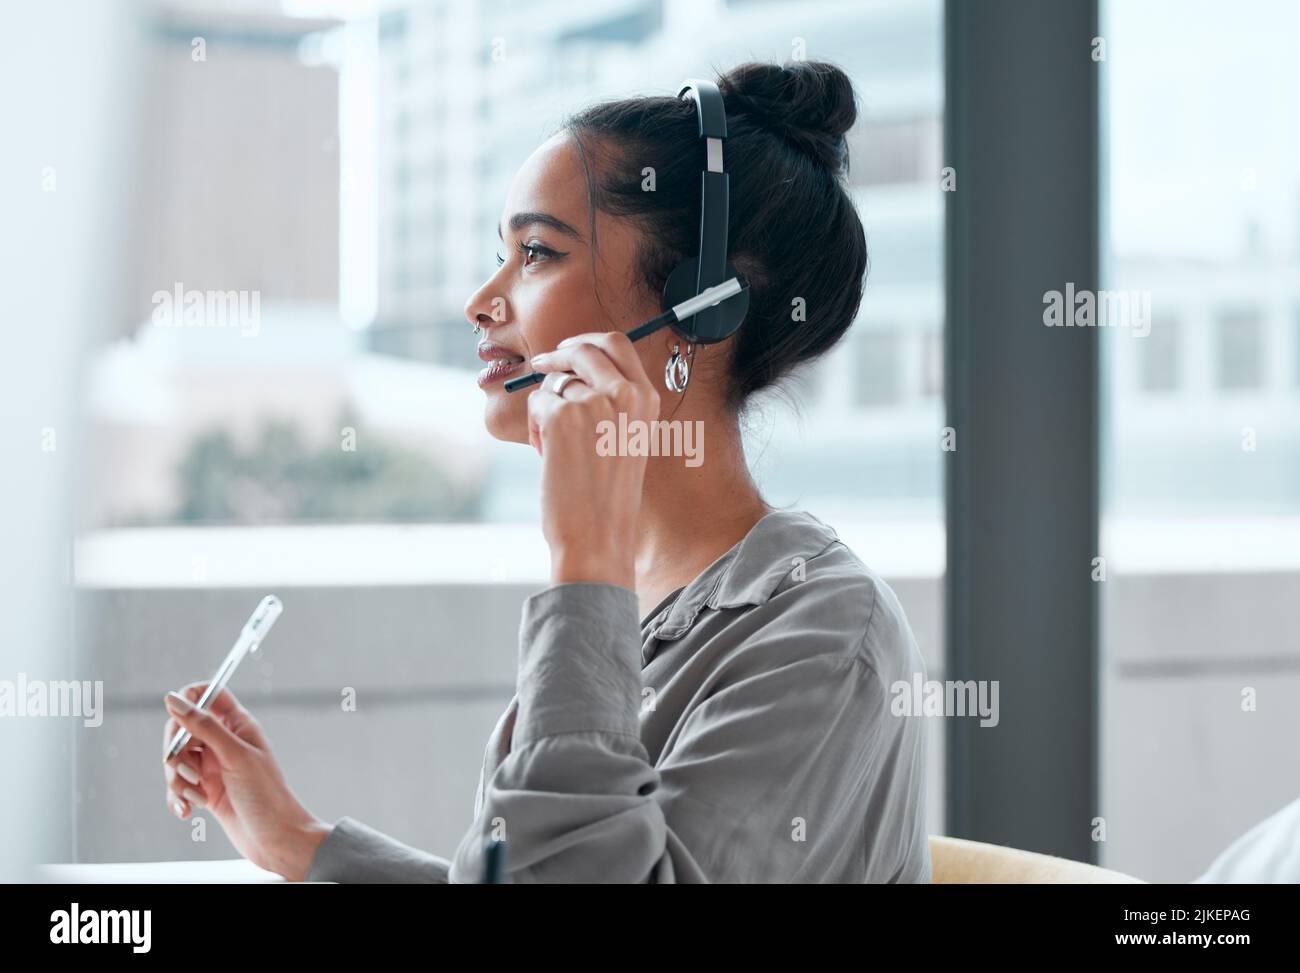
[499,211,584,242]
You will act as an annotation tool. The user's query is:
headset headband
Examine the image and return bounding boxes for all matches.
[665,79,748,346]
[668,78,745,344]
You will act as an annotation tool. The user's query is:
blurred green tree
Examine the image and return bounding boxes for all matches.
[171,411,481,524]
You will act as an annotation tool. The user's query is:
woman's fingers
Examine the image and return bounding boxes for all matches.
[161,688,228,820]
[527,380,562,453]
[178,681,261,735]
[527,337,658,455]
[554,331,654,389]
[172,758,203,788]
[167,762,208,809]
[162,714,178,753]
[168,681,267,750]
[526,374,603,453]
[539,371,597,402]
[531,342,623,393]
[164,691,250,766]
[163,737,207,788]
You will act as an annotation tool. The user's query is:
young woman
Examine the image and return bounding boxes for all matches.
[161,60,931,883]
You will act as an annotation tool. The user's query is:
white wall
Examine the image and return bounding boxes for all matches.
[0,0,140,878]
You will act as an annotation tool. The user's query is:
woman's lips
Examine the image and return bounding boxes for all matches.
[476,340,527,389]
[477,357,526,389]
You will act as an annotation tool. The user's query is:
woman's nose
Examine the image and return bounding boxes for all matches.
[464,289,508,333]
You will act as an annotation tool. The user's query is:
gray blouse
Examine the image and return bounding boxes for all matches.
[305,509,931,883]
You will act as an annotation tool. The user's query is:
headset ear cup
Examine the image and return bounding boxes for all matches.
[661,258,750,343]
[661,259,699,315]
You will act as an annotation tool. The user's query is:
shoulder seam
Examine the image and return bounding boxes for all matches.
[778,647,883,688]
[854,572,882,680]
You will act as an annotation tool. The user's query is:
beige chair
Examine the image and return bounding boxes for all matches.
[929,835,1144,883]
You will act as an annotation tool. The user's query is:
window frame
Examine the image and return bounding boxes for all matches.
[943,0,1101,862]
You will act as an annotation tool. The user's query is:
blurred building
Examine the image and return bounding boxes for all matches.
[126,4,341,330]
[89,2,492,526]
[365,0,947,520]
[1107,249,1300,514]
[68,0,1300,885]
[91,0,1300,524]
[366,0,670,363]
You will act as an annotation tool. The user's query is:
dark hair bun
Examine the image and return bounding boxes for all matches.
[565,59,868,408]
[718,61,856,175]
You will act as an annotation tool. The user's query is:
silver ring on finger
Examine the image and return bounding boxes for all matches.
[553,373,580,397]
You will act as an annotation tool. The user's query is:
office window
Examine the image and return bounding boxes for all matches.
[855,331,902,407]
[76,0,948,863]
[1139,316,1180,392]
[850,115,942,187]
[378,8,407,42]
[921,329,943,398]
[79,0,947,535]
[1215,309,1264,390]
[1102,0,1300,881]
[1294,308,1300,387]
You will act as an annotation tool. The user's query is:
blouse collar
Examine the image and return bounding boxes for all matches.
[643,508,841,647]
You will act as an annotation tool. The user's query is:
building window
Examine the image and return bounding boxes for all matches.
[855,331,901,407]
[921,329,943,398]
[848,115,941,187]
[1140,316,1180,392]
[1295,307,1300,388]
[378,9,407,43]
[1214,308,1263,390]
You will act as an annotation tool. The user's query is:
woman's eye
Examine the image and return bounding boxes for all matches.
[496,240,565,270]
[518,241,561,265]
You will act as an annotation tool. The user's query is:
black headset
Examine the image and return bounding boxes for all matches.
[659,79,750,344]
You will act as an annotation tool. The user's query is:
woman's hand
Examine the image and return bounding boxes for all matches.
[162,682,332,881]
[527,331,660,589]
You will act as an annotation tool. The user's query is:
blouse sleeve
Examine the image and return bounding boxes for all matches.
[305,816,452,884]
[445,581,930,883]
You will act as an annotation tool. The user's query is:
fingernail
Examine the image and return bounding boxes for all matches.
[171,798,185,819]
[164,691,192,713]
[175,763,200,785]
[531,352,550,365]
[182,787,203,807]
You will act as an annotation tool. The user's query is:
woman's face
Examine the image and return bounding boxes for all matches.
[465,132,665,443]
